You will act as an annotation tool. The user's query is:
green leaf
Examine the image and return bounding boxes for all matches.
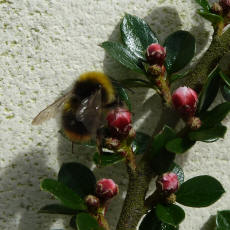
[76,213,103,230]
[188,124,227,142]
[93,151,124,167]
[198,10,224,25]
[132,132,151,155]
[195,0,211,11]
[58,162,96,198]
[166,137,195,154]
[150,126,176,174]
[59,129,96,147]
[150,126,176,156]
[220,83,230,102]
[139,210,179,230]
[169,72,187,84]
[41,179,87,211]
[116,86,132,111]
[176,175,225,207]
[169,162,184,185]
[100,41,144,73]
[121,14,158,59]
[39,204,77,215]
[197,65,220,113]
[220,71,230,88]
[216,210,230,230]
[156,204,185,227]
[120,78,151,88]
[200,102,230,126]
[164,30,196,74]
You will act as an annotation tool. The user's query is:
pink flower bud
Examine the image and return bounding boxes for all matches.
[146,43,166,65]
[96,178,118,200]
[220,0,230,10]
[85,195,100,210]
[156,172,179,194]
[172,86,198,117]
[107,108,132,134]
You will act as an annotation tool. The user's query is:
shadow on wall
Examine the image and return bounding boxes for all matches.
[200,215,216,230]
[0,150,70,230]
[0,4,213,230]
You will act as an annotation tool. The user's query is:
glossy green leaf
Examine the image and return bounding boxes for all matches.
[164,31,196,74]
[59,129,96,147]
[166,137,195,154]
[220,71,230,88]
[58,162,96,198]
[116,86,132,111]
[132,132,151,155]
[197,65,220,113]
[39,204,77,215]
[93,151,124,167]
[156,204,185,227]
[176,175,225,207]
[41,179,86,211]
[200,102,230,126]
[121,14,158,59]
[188,124,227,142]
[150,126,176,156]
[169,162,184,185]
[195,0,211,11]
[198,10,224,25]
[76,213,103,230]
[220,83,230,102]
[216,210,230,230]
[100,41,144,73]
[139,210,179,230]
[120,78,151,88]
[169,72,187,84]
[150,126,176,174]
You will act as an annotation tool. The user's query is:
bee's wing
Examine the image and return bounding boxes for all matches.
[32,91,73,125]
[75,89,102,138]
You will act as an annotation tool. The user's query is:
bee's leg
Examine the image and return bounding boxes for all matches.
[72,142,74,154]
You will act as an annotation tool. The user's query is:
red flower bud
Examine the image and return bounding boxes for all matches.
[96,178,118,200]
[156,172,179,194]
[146,43,166,65]
[220,0,230,10]
[85,195,100,210]
[172,86,198,117]
[107,108,132,134]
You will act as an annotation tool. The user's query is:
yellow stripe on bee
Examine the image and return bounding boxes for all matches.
[63,129,91,142]
[78,71,115,104]
[63,101,72,111]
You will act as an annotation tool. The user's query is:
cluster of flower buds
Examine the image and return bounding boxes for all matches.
[156,172,179,204]
[172,86,201,129]
[85,178,118,211]
[146,43,166,77]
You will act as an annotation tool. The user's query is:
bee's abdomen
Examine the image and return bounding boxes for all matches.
[62,110,91,142]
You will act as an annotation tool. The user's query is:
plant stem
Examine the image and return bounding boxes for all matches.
[116,161,154,230]
[115,28,230,230]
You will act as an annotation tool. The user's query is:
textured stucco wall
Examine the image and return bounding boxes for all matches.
[0,0,230,229]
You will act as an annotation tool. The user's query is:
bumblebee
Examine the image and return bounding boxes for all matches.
[32,72,115,142]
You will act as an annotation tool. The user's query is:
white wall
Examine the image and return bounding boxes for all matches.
[0,0,229,229]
